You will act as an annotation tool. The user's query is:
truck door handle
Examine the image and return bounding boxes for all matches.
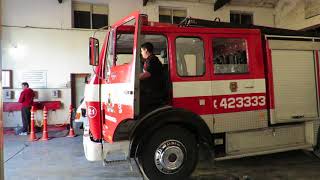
[245,86,254,89]
[199,99,205,106]
[124,90,133,95]
[292,115,305,119]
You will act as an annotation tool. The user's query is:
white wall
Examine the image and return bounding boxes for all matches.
[144,1,275,27]
[3,89,71,127]
[2,0,275,28]
[2,27,105,88]
[0,0,4,177]
[2,0,143,28]
[2,0,72,28]
[1,27,105,126]
[275,0,320,30]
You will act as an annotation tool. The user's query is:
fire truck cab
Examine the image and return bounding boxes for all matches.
[84,11,320,180]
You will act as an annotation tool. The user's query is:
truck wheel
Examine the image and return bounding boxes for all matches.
[141,125,198,180]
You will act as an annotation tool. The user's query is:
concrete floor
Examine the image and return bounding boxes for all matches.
[4,132,320,180]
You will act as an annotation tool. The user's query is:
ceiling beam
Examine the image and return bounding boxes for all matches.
[214,0,231,11]
[143,0,149,6]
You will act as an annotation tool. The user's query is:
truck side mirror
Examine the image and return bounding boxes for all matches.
[89,37,99,66]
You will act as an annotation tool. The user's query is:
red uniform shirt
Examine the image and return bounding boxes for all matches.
[18,88,35,108]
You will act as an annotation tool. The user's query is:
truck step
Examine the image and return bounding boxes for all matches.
[104,151,128,162]
[103,158,142,176]
[103,159,130,168]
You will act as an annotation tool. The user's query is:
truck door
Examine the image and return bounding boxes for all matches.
[171,34,214,133]
[102,11,141,142]
[210,32,268,133]
[266,37,320,124]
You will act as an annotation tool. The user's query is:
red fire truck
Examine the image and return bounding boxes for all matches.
[83,11,320,179]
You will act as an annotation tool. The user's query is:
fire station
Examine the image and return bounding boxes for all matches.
[2,0,320,180]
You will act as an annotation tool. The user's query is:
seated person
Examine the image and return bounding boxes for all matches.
[139,42,166,114]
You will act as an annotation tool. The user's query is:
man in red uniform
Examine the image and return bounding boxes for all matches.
[18,82,35,135]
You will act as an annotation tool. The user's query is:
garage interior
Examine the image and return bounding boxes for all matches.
[2,0,320,180]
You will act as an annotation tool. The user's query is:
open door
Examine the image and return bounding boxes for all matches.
[102,11,142,142]
[71,73,90,108]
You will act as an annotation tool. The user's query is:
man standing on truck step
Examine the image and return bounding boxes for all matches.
[18,82,35,135]
[139,42,166,114]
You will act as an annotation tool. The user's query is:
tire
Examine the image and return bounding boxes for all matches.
[141,125,198,180]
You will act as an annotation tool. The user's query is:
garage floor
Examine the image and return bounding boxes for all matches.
[4,133,320,180]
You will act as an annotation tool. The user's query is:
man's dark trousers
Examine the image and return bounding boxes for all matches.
[21,107,31,133]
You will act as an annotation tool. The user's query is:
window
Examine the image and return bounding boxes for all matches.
[114,33,134,66]
[2,70,12,89]
[106,29,115,70]
[230,11,253,25]
[176,37,205,76]
[159,7,187,24]
[141,35,168,65]
[73,2,108,29]
[105,32,167,74]
[114,34,167,66]
[213,38,248,74]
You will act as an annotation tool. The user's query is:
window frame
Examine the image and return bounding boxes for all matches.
[159,7,187,24]
[175,36,206,77]
[212,37,250,75]
[105,31,169,74]
[105,28,115,76]
[2,70,12,89]
[72,2,109,29]
[115,33,168,65]
[230,11,253,25]
[209,34,254,76]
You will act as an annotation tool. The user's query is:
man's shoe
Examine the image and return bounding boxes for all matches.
[18,132,27,136]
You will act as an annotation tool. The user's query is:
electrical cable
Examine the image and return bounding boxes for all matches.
[4,143,29,164]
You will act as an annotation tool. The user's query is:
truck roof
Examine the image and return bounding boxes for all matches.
[177,17,320,38]
[116,16,320,39]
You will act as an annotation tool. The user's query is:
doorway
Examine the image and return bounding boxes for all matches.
[71,73,90,109]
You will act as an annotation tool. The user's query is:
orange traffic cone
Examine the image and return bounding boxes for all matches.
[41,106,49,141]
[67,105,75,137]
[29,106,38,141]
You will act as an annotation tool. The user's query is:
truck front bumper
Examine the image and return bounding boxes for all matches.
[83,135,130,162]
[83,135,103,161]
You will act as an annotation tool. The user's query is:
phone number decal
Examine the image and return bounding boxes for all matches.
[213,95,266,111]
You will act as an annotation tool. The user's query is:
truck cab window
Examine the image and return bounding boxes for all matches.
[115,33,134,66]
[213,38,248,74]
[175,37,205,76]
[106,33,168,71]
[140,34,168,66]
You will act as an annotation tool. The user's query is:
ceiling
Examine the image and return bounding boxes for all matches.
[230,0,279,8]
[148,0,280,8]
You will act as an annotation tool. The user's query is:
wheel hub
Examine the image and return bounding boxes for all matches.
[154,140,186,174]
